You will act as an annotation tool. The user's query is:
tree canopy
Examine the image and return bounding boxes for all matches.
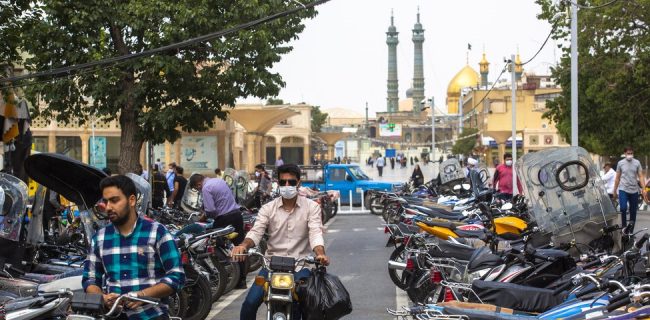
[537,0,650,156]
[11,0,317,173]
[311,106,328,133]
[451,127,479,156]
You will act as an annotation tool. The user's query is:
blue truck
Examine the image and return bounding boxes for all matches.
[300,164,401,206]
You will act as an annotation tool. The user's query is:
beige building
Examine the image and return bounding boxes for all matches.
[30,103,313,174]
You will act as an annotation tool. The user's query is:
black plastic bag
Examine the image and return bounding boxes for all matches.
[297,267,352,320]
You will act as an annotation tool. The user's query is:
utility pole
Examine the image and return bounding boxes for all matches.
[510,54,518,195]
[570,2,578,146]
[430,97,435,162]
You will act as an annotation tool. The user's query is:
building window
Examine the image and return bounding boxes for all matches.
[56,136,82,161]
[32,136,49,152]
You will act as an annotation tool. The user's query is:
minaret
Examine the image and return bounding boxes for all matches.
[386,11,399,113]
[479,51,489,89]
[411,8,425,113]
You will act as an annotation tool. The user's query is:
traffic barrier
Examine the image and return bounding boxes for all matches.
[336,190,370,214]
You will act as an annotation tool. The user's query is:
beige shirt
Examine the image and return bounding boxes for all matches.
[246,196,325,259]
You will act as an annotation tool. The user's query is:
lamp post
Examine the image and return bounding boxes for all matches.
[430,97,435,162]
[510,54,518,195]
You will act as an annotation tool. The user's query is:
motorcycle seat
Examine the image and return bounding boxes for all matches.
[469,280,565,313]
[429,240,476,261]
[467,247,503,273]
[454,229,489,240]
[397,223,421,235]
[411,205,465,221]
[419,218,466,230]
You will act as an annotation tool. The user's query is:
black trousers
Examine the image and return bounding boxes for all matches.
[212,210,246,282]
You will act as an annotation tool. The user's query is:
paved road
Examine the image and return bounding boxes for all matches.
[208,213,404,319]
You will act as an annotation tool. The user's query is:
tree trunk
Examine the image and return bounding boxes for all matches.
[118,107,143,174]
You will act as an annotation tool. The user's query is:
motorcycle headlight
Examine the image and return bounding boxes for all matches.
[271,273,294,289]
[466,269,488,282]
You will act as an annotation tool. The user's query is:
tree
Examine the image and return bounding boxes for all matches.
[451,127,479,156]
[266,97,285,105]
[19,1,317,173]
[0,0,33,75]
[311,105,328,133]
[536,0,650,156]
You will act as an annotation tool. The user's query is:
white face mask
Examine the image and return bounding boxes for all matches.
[279,186,298,199]
[255,171,261,177]
[626,155,634,161]
[505,160,513,166]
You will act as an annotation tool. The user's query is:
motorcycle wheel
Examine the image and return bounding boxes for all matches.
[205,255,229,302]
[224,260,241,293]
[406,269,438,304]
[168,289,188,318]
[180,274,212,320]
[369,197,383,215]
[388,245,412,290]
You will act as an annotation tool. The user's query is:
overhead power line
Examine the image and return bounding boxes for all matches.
[0,0,330,84]
[522,28,554,66]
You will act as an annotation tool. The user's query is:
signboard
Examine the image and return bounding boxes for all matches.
[379,123,402,137]
[180,136,217,171]
[89,136,107,169]
[385,148,396,158]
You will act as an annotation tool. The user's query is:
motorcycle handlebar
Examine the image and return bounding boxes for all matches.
[635,233,649,250]
[575,284,601,298]
[581,258,603,269]
[606,296,630,312]
[106,294,160,317]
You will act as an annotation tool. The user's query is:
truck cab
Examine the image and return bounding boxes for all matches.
[301,164,399,205]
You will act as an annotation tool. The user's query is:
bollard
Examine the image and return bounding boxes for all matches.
[349,190,353,211]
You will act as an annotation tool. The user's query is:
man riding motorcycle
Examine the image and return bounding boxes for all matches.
[232,164,330,320]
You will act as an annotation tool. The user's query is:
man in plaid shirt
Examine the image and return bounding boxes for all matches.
[83,175,185,320]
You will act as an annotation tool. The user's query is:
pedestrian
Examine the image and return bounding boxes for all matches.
[464,157,478,178]
[411,164,424,187]
[214,168,222,178]
[83,175,185,320]
[155,158,162,171]
[168,166,187,208]
[190,174,247,289]
[410,156,414,166]
[135,163,148,181]
[401,156,407,168]
[250,164,272,208]
[152,164,170,209]
[376,154,385,177]
[390,157,395,169]
[275,156,284,167]
[602,163,616,202]
[415,156,419,163]
[493,153,516,201]
[166,162,177,194]
[613,146,646,230]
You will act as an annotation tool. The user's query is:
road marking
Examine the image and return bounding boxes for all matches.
[207,277,253,318]
[396,284,410,318]
[352,228,366,232]
[328,229,340,233]
[377,227,385,231]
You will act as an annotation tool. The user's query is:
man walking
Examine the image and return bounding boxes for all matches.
[166,163,176,195]
[613,147,646,230]
[493,153,515,201]
[275,156,284,167]
[602,163,616,201]
[376,154,385,177]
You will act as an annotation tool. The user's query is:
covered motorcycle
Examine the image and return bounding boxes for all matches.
[24,153,108,247]
[516,146,620,253]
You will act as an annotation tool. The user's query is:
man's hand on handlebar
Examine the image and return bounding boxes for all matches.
[316,254,330,266]
[231,245,248,262]
[103,293,119,308]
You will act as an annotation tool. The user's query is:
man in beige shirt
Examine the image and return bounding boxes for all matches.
[232,164,329,320]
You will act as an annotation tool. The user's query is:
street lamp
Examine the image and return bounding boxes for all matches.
[421,97,436,162]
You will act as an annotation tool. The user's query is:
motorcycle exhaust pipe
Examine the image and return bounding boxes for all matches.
[387,260,407,270]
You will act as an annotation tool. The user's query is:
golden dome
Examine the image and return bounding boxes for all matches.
[447,65,480,97]
[479,53,489,73]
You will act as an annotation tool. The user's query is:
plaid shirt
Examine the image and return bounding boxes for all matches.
[82,217,185,320]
